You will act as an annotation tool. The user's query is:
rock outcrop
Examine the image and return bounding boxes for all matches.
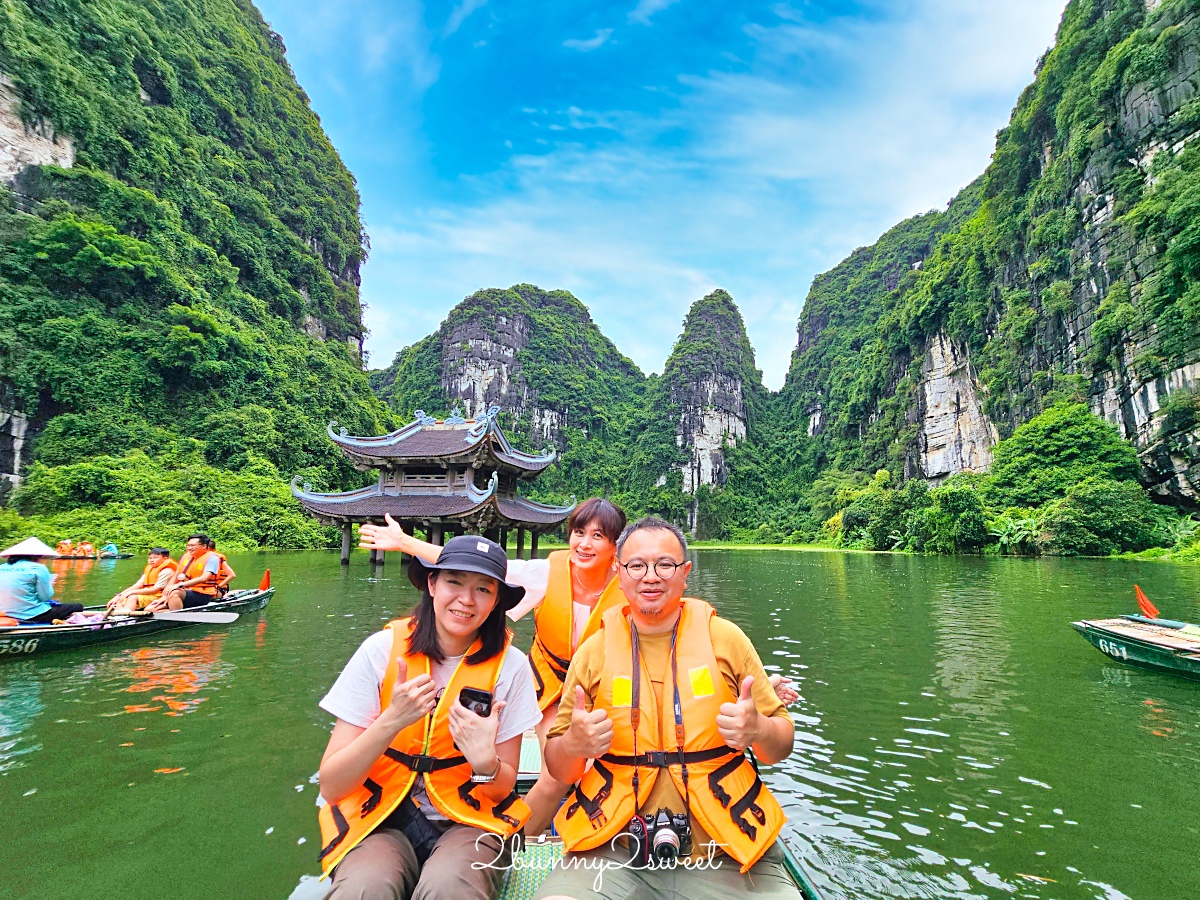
[0,75,74,185]
[373,285,643,450]
[661,291,763,522]
[910,333,999,483]
[782,0,1200,506]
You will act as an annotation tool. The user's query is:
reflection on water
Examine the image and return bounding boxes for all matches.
[0,675,43,775]
[113,635,231,716]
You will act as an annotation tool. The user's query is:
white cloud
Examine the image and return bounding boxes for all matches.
[563,28,614,51]
[629,0,682,25]
[360,0,1068,387]
[444,0,488,37]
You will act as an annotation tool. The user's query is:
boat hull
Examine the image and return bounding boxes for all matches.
[1072,619,1200,680]
[0,588,273,661]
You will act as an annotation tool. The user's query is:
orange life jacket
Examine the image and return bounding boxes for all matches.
[140,557,178,597]
[76,542,94,557]
[181,550,219,596]
[56,541,73,556]
[317,618,530,875]
[554,598,786,873]
[214,554,234,590]
[529,550,625,711]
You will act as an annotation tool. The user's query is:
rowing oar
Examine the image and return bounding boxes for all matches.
[125,609,240,624]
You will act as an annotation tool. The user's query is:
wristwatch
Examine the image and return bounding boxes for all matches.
[471,756,502,784]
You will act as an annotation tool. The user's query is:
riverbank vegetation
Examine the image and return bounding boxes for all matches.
[694,403,1200,560]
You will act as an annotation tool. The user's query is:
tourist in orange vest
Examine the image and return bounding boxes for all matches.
[534,517,800,900]
[361,501,799,834]
[204,537,236,595]
[107,548,178,613]
[361,499,629,832]
[317,536,542,900]
[75,540,95,558]
[150,534,220,611]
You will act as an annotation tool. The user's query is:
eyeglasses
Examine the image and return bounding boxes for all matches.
[619,559,684,579]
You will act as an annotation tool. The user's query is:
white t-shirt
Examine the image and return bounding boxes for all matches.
[320,630,543,820]
[504,558,595,649]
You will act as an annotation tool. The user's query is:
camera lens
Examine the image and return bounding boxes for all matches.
[652,825,680,860]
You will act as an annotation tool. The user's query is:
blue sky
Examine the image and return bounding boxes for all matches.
[254,0,1068,388]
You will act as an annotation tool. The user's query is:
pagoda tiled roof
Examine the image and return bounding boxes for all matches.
[327,406,554,474]
[290,475,574,528]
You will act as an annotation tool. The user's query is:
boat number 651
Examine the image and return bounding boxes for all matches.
[1097,639,1128,661]
[0,638,39,655]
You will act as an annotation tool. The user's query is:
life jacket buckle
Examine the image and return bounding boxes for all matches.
[644,751,668,767]
[410,754,437,774]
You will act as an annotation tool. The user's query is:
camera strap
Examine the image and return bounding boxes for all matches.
[628,618,683,818]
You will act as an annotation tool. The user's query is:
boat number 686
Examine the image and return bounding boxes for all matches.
[0,638,39,655]
[1097,639,1128,661]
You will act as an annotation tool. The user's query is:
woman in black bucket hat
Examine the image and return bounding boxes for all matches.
[315,536,544,900]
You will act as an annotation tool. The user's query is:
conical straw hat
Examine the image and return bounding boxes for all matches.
[0,536,59,557]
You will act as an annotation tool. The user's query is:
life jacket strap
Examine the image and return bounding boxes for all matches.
[564,759,614,827]
[707,752,747,807]
[600,746,739,769]
[318,804,350,861]
[532,635,570,679]
[384,748,467,774]
[729,774,768,840]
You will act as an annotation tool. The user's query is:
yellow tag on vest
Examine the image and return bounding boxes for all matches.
[689,665,715,699]
[611,676,633,707]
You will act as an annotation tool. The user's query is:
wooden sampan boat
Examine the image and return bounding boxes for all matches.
[1071,615,1200,680]
[0,587,274,661]
[505,733,825,900]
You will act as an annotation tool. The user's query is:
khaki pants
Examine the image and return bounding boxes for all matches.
[326,823,510,900]
[531,840,802,900]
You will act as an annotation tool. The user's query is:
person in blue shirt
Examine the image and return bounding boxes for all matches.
[0,537,84,624]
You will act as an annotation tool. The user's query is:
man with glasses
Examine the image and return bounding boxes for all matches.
[536,517,800,900]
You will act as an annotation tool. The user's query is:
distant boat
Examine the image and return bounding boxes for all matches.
[1072,615,1200,680]
[0,587,273,661]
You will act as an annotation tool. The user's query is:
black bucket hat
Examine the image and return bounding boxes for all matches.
[408,535,526,611]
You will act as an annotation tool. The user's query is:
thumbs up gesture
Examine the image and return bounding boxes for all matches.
[383,659,438,732]
[716,676,763,751]
[565,685,614,758]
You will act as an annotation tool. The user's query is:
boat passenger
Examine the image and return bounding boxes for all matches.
[151,534,219,611]
[107,548,178,613]
[56,539,73,557]
[534,517,802,900]
[76,540,95,558]
[360,502,800,834]
[0,537,85,624]
[316,536,542,900]
[206,538,236,596]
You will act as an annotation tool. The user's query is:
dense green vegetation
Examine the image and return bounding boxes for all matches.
[781,0,1200,469]
[0,0,390,549]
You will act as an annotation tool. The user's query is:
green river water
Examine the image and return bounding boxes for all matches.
[2,549,1199,900]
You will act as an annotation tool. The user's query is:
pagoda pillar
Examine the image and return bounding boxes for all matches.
[516,528,525,558]
[530,532,539,557]
[499,527,508,549]
[341,522,352,565]
[431,525,443,545]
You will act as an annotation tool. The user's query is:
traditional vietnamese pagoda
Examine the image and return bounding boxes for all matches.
[292,406,575,563]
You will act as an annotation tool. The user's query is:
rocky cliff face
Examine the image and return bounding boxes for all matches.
[661,291,762,502]
[0,75,73,184]
[784,0,1200,507]
[373,285,643,450]
[908,333,999,483]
